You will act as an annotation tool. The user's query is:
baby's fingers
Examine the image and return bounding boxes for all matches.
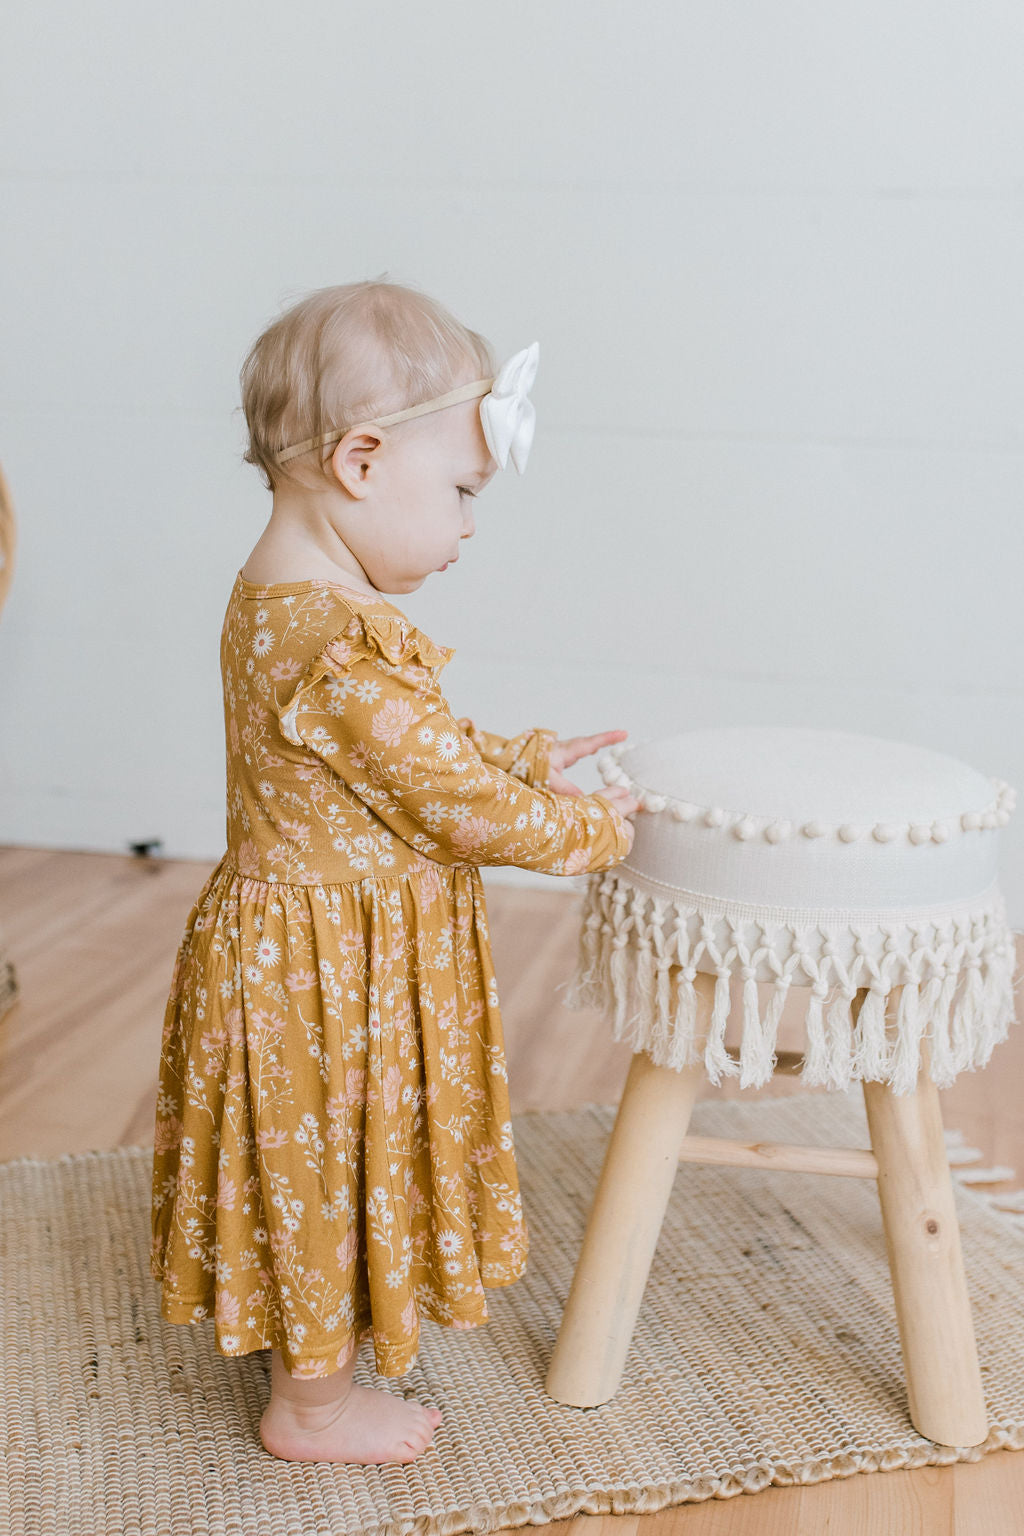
[594,786,640,817]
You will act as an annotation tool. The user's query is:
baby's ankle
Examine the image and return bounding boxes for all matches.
[267,1347,357,1414]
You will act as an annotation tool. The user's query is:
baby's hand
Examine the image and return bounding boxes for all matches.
[547,729,630,796]
[593,783,640,853]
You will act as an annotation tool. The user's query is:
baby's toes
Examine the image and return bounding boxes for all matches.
[403,1428,432,1457]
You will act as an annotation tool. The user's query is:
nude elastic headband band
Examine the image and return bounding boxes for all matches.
[273,378,493,465]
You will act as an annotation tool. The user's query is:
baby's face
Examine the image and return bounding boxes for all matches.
[333,392,498,594]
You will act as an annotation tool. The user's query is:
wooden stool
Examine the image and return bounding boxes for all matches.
[546,728,1018,1449]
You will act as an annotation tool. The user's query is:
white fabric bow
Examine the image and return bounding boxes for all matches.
[479,342,539,474]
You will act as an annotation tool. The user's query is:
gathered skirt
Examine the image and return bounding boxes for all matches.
[150,855,529,1378]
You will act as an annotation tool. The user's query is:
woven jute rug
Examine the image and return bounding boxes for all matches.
[2,1092,1024,1536]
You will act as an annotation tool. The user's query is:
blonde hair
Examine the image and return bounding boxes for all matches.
[239,276,496,491]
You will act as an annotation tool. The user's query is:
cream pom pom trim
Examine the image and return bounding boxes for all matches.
[596,741,1016,845]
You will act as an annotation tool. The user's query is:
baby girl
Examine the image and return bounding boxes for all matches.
[150,278,641,1464]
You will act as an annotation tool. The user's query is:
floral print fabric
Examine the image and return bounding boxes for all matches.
[151,575,631,1378]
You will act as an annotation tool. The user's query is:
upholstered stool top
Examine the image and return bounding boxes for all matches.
[565,728,1019,1095]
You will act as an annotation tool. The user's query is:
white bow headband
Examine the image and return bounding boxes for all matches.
[274,341,540,474]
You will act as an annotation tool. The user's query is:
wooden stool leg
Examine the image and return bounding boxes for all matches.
[861,1004,988,1447]
[544,976,712,1406]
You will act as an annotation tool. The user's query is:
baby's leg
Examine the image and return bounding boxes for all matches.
[259,1346,442,1464]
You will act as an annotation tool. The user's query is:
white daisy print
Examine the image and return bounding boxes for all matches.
[254,608,269,624]
[324,675,357,709]
[436,1229,463,1256]
[435,731,462,762]
[354,679,382,703]
[417,725,435,744]
[255,936,281,967]
[252,628,274,658]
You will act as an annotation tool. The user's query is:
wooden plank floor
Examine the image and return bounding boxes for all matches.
[1,846,1022,1532]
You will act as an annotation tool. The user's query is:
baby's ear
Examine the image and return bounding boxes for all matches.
[330,426,387,498]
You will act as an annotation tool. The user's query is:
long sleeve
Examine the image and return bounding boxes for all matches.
[278,610,631,876]
[454,718,558,791]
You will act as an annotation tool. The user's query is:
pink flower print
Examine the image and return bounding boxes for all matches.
[451,816,500,856]
[436,998,459,1031]
[336,1230,359,1268]
[291,1358,330,1379]
[345,1066,367,1105]
[400,1296,418,1337]
[371,697,418,747]
[269,657,303,682]
[563,848,592,875]
[256,1127,290,1150]
[236,840,261,877]
[216,1291,241,1328]
[217,1168,239,1209]
[229,715,240,753]
[153,1115,182,1154]
[248,1007,287,1037]
[284,968,317,992]
[383,1064,403,1116]
[224,1007,245,1050]
[334,1339,358,1370]
[323,638,358,668]
[277,818,311,843]
[200,1024,228,1056]
[406,1180,427,1217]
[411,858,445,905]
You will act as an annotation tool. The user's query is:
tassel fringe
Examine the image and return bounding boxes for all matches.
[560,869,1020,1096]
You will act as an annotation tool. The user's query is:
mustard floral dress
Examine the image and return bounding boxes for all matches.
[150,574,631,1379]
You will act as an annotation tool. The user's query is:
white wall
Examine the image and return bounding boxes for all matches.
[2,3,1023,915]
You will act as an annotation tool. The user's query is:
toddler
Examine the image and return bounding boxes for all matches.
[150,278,641,1465]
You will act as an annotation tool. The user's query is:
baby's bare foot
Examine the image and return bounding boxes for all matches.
[260,1380,443,1464]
